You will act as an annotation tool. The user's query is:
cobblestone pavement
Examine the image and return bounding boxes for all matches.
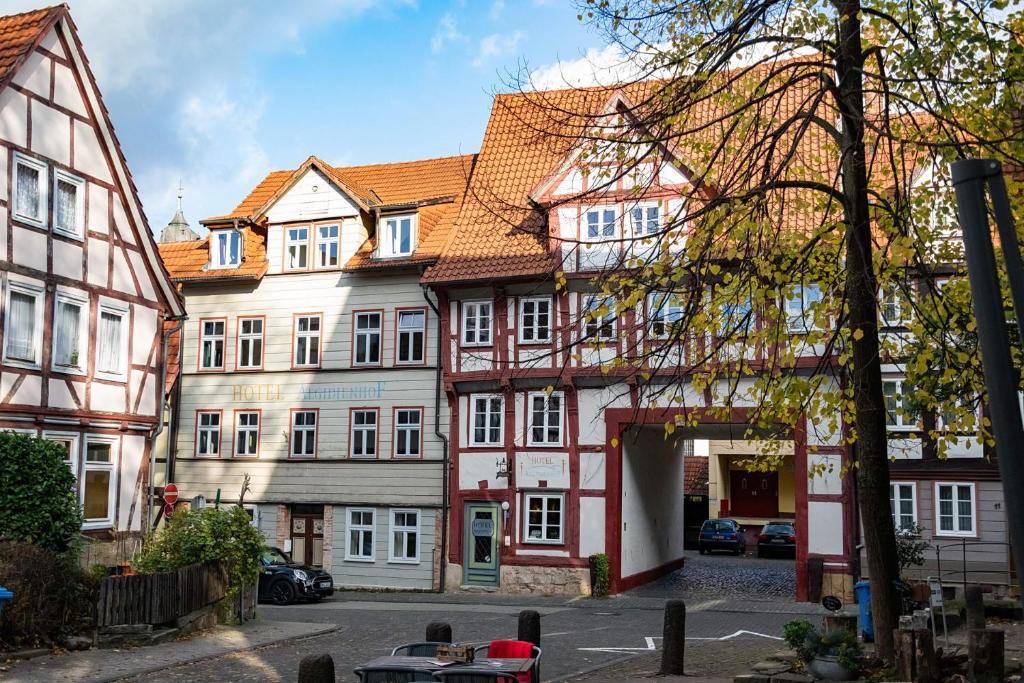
[627,550,795,601]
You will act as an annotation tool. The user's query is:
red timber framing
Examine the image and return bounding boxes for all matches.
[438,282,856,600]
[0,8,184,537]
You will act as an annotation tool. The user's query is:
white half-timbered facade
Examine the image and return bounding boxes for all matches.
[160,153,473,590]
[0,6,185,551]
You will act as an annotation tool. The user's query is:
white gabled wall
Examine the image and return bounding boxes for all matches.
[620,426,687,578]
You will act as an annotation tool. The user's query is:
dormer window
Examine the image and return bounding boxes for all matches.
[379,214,416,258]
[211,230,242,269]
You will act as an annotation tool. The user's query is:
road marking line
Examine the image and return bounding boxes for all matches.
[578,630,781,653]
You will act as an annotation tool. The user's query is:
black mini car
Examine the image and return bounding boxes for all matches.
[756,521,797,558]
[257,547,334,605]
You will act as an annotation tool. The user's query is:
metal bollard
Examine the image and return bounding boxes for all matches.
[297,653,335,683]
[426,621,453,643]
[660,600,686,675]
[965,584,986,630]
[518,610,541,646]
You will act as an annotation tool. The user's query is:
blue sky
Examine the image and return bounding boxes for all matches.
[7,0,632,233]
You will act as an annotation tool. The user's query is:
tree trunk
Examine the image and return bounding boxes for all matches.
[833,0,902,663]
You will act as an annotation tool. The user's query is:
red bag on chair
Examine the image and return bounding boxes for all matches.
[486,640,535,682]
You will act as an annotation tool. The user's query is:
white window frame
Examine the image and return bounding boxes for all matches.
[285,226,309,271]
[196,411,221,458]
[350,409,378,458]
[527,392,563,446]
[648,292,683,340]
[234,411,260,458]
[210,229,242,269]
[396,309,426,364]
[461,300,493,347]
[81,436,118,530]
[353,312,382,366]
[785,284,824,333]
[12,152,47,228]
[2,279,45,369]
[583,205,618,241]
[469,393,504,446]
[883,378,917,431]
[628,202,660,238]
[523,492,565,545]
[394,408,422,458]
[293,315,321,368]
[199,318,226,372]
[346,507,376,562]
[889,481,917,530]
[519,297,552,344]
[388,509,420,563]
[881,283,913,326]
[44,431,80,492]
[51,289,89,375]
[314,223,340,269]
[379,214,417,258]
[94,302,129,381]
[934,482,976,537]
[236,317,264,370]
[290,410,318,458]
[52,169,86,240]
[583,295,616,341]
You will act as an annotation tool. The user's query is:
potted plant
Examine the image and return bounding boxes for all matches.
[783,620,863,681]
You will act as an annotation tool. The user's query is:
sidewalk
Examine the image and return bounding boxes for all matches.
[331,588,854,616]
[0,620,337,683]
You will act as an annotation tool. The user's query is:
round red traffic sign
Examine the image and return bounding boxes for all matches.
[163,483,178,505]
[163,503,174,518]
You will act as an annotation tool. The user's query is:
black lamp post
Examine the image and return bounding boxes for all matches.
[951,158,1024,604]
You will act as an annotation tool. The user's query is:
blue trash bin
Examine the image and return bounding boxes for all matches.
[0,585,13,616]
[854,580,873,642]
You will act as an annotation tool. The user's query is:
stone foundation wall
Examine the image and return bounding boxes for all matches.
[443,562,591,595]
[276,504,290,547]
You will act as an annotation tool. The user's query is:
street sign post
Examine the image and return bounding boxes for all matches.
[163,483,178,505]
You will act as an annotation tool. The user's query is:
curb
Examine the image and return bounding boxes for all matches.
[547,651,643,682]
[4,622,341,683]
[100,623,341,683]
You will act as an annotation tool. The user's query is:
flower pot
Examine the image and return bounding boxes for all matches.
[807,655,855,681]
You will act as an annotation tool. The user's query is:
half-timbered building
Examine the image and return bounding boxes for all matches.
[159,153,473,590]
[0,5,185,559]
[422,84,1009,598]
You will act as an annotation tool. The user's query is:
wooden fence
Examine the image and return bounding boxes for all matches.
[96,561,229,628]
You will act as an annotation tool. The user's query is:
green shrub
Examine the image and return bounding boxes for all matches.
[589,553,610,597]
[134,506,264,602]
[0,541,98,648]
[0,432,82,552]
[783,619,864,673]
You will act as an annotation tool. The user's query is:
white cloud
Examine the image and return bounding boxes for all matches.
[431,13,468,53]
[472,30,525,70]
[529,43,657,90]
[489,0,506,20]
[0,0,401,233]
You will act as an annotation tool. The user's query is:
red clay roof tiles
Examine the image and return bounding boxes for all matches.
[0,5,62,90]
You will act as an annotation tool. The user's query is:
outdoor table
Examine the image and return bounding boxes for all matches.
[355,655,534,681]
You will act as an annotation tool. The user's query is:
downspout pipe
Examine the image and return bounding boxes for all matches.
[422,285,450,593]
[147,314,186,531]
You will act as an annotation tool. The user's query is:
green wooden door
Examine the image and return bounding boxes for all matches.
[464,503,500,586]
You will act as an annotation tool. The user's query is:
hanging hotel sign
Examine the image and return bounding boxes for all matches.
[231,382,387,402]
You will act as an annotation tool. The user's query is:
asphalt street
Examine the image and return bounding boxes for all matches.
[118,552,806,682]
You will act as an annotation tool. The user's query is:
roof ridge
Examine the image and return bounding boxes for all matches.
[0,4,65,22]
[333,152,477,173]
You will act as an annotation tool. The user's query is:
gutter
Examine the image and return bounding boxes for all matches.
[422,285,450,593]
[147,314,187,530]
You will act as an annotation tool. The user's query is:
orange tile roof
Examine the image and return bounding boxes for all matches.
[0,5,62,90]
[181,153,476,278]
[423,59,842,284]
[157,228,268,282]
